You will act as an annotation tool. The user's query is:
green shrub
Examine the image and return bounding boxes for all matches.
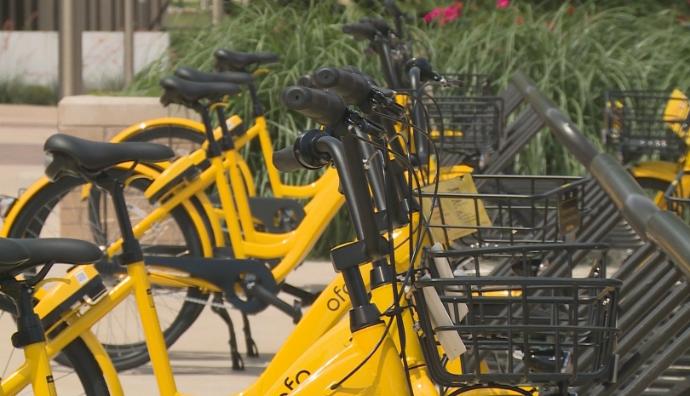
[124,0,690,255]
[0,80,58,105]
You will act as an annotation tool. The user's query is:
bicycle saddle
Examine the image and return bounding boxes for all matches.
[175,66,254,85]
[0,238,102,277]
[214,49,279,72]
[160,75,241,106]
[44,133,174,179]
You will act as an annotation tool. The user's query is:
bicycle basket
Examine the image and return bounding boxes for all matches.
[439,73,494,97]
[425,96,504,159]
[414,244,620,390]
[603,90,688,163]
[417,175,590,247]
[398,73,502,167]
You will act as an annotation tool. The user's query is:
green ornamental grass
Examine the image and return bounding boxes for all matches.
[125,0,690,255]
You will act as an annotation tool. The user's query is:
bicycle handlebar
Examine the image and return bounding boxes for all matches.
[360,17,392,36]
[405,58,443,83]
[272,147,302,172]
[281,86,347,125]
[312,67,372,106]
[342,22,379,41]
[384,0,406,38]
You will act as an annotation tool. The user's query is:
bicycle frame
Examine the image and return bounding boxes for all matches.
[109,115,326,199]
[1,294,123,396]
[1,340,57,395]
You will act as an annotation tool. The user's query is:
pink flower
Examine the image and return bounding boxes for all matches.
[442,3,462,24]
[424,2,463,26]
[423,7,443,24]
[496,0,510,9]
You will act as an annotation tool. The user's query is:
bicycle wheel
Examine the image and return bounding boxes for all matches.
[117,124,205,157]
[0,297,110,395]
[7,171,209,371]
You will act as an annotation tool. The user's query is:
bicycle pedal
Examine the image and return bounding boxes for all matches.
[246,281,302,323]
[280,282,321,306]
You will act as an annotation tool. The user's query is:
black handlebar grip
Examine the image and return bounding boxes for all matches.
[272,146,302,172]
[360,17,391,35]
[312,67,372,106]
[342,22,379,41]
[281,86,347,125]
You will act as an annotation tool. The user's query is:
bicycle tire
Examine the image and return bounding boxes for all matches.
[6,173,209,372]
[0,296,110,395]
[122,124,206,156]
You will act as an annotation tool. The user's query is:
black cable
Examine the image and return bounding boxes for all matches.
[329,314,395,391]
[381,133,414,395]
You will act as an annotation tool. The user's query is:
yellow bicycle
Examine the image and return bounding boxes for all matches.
[1,59,476,371]
[0,237,111,395]
[604,88,690,205]
[14,77,620,395]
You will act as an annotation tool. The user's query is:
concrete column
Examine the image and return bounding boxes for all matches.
[124,0,134,85]
[59,0,82,97]
[212,0,223,25]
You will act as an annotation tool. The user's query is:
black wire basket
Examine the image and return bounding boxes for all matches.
[399,73,502,168]
[417,175,591,248]
[414,244,620,393]
[603,90,688,163]
[439,73,494,97]
[424,95,504,160]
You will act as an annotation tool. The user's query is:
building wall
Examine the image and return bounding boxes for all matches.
[0,0,165,31]
[0,31,169,89]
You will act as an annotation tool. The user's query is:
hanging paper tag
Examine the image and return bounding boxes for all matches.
[421,174,491,243]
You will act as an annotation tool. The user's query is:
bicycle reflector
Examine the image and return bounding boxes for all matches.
[0,194,17,218]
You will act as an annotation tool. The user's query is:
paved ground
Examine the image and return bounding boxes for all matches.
[0,105,335,394]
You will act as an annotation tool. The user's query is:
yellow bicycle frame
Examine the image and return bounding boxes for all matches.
[1,340,58,396]
[1,301,123,396]
[109,115,326,199]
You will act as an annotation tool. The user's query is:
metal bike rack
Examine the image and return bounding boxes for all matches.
[511,71,690,395]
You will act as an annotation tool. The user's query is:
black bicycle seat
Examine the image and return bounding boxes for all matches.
[160,75,242,106]
[44,133,174,178]
[214,49,279,72]
[0,238,30,269]
[0,238,102,277]
[175,66,254,85]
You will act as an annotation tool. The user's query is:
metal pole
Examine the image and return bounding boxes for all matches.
[212,0,223,25]
[124,0,134,85]
[59,0,82,97]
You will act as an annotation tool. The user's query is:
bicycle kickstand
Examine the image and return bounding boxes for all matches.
[210,293,244,370]
[242,312,259,357]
